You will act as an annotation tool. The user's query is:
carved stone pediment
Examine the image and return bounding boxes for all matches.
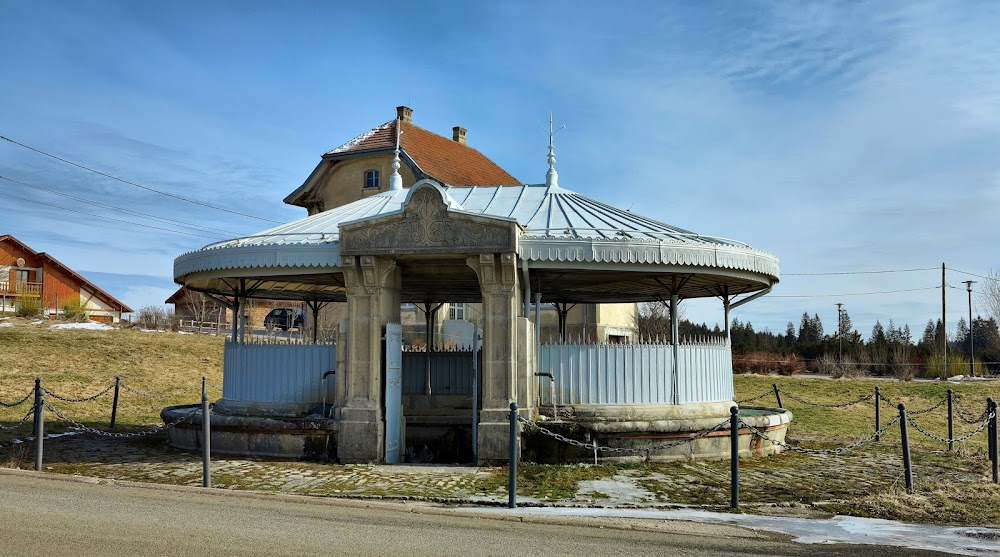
[340,183,519,256]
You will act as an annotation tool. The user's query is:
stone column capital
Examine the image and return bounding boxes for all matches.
[467,252,517,295]
[344,255,398,295]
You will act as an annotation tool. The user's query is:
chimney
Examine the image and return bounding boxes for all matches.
[396,106,413,123]
[452,126,467,144]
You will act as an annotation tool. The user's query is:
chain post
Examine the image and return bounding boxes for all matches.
[508,402,518,509]
[898,404,913,493]
[874,386,881,442]
[989,398,996,469]
[110,376,121,429]
[989,398,998,484]
[202,390,211,488]
[592,439,599,465]
[202,376,207,400]
[34,385,45,472]
[730,405,739,509]
[946,389,953,452]
[772,384,783,409]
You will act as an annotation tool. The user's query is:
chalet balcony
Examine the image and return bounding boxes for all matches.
[0,281,42,297]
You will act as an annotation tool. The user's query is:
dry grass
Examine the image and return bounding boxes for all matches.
[0,318,223,432]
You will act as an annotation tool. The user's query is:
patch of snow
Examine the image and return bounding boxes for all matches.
[49,322,114,331]
[0,322,13,328]
[138,328,167,333]
[30,320,43,325]
[0,316,9,320]
[325,121,392,154]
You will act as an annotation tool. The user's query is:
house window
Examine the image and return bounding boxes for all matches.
[449,303,465,320]
[15,270,28,285]
[364,169,380,189]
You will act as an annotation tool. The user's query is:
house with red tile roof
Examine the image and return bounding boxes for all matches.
[284,106,519,214]
[0,234,133,323]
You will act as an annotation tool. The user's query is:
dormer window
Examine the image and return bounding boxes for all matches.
[364,169,380,189]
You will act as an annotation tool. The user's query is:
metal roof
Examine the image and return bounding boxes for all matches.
[174,181,779,302]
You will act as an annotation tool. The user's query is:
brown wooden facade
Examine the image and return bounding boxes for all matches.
[0,235,133,323]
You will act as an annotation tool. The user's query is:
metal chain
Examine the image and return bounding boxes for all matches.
[778,389,874,409]
[45,383,115,403]
[740,415,900,456]
[878,392,896,405]
[0,389,34,408]
[905,411,994,445]
[906,396,949,416]
[121,382,200,400]
[43,401,201,438]
[735,390,773,404]
[0,407,35,431]
[954,397,990,424]
[518,416,732,455]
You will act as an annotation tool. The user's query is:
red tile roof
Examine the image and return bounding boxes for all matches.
[325,120,519,186]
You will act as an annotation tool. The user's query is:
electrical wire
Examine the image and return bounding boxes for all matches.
[769,286,941,298]
[6,192,222,240]
[0,174,242,236]
[947,267,1000,283]
[0,134,282,224]
[783,267,937,276]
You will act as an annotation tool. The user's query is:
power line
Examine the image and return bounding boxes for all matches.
[769,286,941,298]
[0,134,282,224]
[6,192,221,240]
[947,267,1000,283]
[0,174,242,236]
[783,267,937,276]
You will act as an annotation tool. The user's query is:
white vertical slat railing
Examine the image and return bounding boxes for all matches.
[223,341,336,403]
[538,339,733,406]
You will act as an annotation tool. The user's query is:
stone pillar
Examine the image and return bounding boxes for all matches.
[337,255,401,463]
[468,253,524,464]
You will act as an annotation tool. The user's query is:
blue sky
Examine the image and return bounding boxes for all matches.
[2,1,998,338]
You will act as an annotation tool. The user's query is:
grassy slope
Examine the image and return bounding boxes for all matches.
[0,318,223,428]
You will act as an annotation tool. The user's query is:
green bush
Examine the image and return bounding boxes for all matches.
[14,296,41,318]
[62,297,89,321]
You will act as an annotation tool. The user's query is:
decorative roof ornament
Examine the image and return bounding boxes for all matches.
[545,113,565,188]
[389,119,404,191]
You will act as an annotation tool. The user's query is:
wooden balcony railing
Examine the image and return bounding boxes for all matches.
[0,281,42,297]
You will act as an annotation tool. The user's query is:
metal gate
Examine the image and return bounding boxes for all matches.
[384,323,402,464]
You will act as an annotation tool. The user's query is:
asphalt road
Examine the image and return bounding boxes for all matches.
[0,471,951,557]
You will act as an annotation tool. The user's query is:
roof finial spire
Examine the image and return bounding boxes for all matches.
[546,113,565,188]
[389,117,404,191]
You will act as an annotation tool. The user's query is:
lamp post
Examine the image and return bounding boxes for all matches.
[963,280,976,377]
[836,303,844,364]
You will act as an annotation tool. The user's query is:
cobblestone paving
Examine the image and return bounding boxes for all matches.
[2,430,993,508]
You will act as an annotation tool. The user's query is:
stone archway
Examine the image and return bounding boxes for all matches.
[335,182,534,464]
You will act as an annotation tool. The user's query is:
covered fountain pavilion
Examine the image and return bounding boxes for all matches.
[168,174,785,464]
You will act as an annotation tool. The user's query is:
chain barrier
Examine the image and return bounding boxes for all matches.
[905,397,948,416]
[905,411,994,445]
[121,382,200,400]
[778,389,874,409]
[740,415,901,456]
[735,390,773,404]
[0,389,34,408]
[518,416,732,455]
[877,392,949,416]
[0,407,36,431]
[954,398,990,425]
[43,401,201,439]
[45,383,115,403]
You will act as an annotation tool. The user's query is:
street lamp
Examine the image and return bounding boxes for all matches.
[836,303,844,364]
[963,280,976,377]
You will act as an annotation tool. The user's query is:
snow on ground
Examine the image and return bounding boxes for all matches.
[49,322,114,331]
[138,328,167,333]
[0,322,13,328]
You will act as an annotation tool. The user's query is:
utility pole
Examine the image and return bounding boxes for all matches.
[836,303,844,364]
[941,263,947,379]
[963,280,976,377]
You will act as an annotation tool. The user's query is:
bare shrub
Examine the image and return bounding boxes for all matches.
[136,306,169,330]
[62,297,89,321]
[732,352,804,375]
